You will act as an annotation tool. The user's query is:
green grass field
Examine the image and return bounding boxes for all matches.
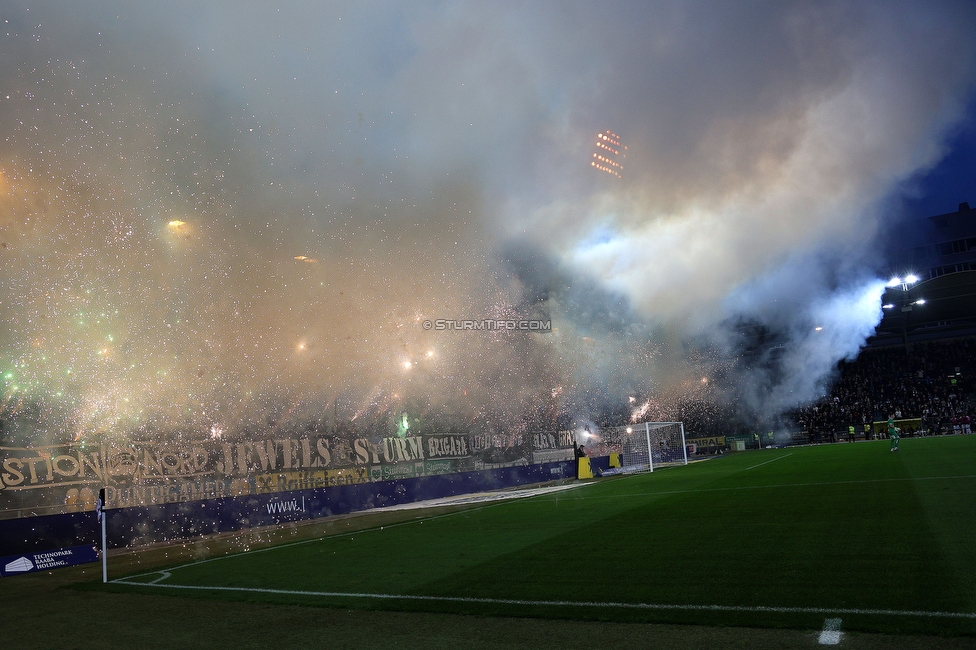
[91,435,976,640]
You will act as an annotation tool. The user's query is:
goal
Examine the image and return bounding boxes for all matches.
[608,421,687,474]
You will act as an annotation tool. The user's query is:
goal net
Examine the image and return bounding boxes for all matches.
[605,421,687,474]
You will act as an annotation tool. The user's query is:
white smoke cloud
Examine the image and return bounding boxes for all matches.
[1,1,975,441]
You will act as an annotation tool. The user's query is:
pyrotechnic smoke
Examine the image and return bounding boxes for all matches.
[0,1,974,443]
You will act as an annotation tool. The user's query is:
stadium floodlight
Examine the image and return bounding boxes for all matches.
[591,130,627,178]
[885,274,923,345]
[887,274,921,295]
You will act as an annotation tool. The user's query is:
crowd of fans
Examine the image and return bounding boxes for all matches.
[792,337,974,439]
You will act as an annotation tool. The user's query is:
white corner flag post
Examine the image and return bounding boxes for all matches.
[98,487,107,583]
[645,422,654,472]
[680,422,688,465]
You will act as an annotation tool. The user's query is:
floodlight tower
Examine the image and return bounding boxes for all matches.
[591,130,627,178]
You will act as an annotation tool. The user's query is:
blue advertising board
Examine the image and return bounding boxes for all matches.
[0,544,99,577]
[0,460,575,555]
[104,460,575,548]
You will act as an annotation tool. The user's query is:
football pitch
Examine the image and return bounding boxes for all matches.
[98,435,976,640]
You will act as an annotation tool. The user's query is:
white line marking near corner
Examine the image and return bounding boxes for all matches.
[819,617,842,645]
[148,571,171,584]
[105,581,976,620]
[744,453,793,471]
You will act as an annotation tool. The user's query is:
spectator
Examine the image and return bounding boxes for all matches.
[791,337,973,438]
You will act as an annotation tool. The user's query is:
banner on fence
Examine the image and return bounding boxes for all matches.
[0,430,568,514]
[685,436,726,450]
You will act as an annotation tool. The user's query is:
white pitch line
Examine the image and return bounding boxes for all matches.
[819,617,842,645]
[378,483,587,511]
[105,581,976,620]
[743,453,793,470]
[573,473,976,504]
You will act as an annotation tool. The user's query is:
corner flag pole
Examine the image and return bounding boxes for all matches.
[98,487,107,583]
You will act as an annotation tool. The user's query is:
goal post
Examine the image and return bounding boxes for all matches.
[606,421,687,475]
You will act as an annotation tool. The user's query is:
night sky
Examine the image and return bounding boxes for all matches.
[895,101,976,219]
[1,1,975,445]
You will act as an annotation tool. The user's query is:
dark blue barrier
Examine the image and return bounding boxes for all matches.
[0,461,574,554]
[0,511,99,557]
[587,455,613,475]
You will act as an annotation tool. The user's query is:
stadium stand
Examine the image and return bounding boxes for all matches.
[791,337,974,439]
